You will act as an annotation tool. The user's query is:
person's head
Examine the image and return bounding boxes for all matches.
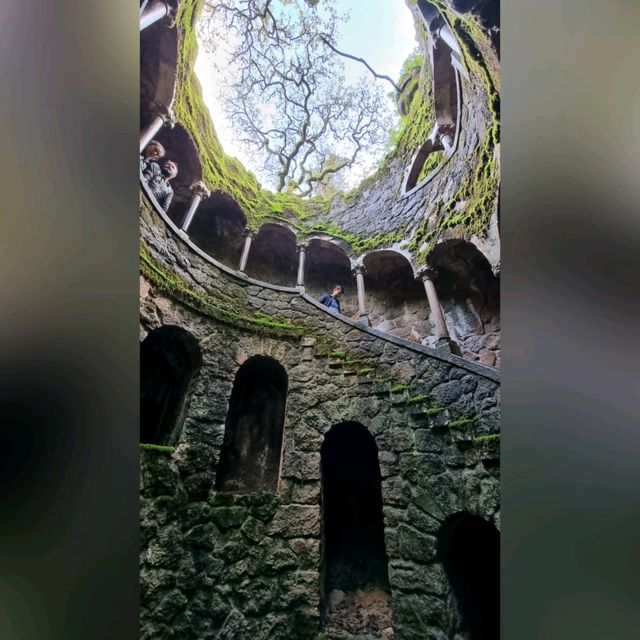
[144,140,165,161]
[162,160,178,181]
[332,284,343,299]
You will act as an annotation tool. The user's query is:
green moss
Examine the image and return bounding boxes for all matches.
[141,242,305,338]
[474,434,499,444]
[405,394,431,405]
[357,367,374,375]
[140,443,175,454]
[328,351,347,359]
[426,406,446,416]
[449,417,478,429]
[390,383,408,394]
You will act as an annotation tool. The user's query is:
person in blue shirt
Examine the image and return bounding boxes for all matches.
[318,285,343,314]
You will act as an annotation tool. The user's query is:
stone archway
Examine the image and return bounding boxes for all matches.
[321,421,392,637]
[140,325,202,445]
[437,512,500,640]
[216,355,288,493]
[245,224,298,287]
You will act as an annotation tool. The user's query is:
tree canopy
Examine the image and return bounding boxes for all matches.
[200,0,397,197]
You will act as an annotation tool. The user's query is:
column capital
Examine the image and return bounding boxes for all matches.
[154,104,175,128]
[190,181,210,199]
[492,262,500,278]
[352,264,366,277]
[296,243,308,254]
[243,229,256,239]
[417,265,439,281]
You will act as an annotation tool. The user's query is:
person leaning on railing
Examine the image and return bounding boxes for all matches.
[140,141,179,212]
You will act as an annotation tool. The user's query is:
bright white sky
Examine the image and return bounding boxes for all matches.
[194,0,417,191]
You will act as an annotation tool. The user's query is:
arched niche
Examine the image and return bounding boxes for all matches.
[153,123,203,221]
[188,191,247,268]
[140,4,178,130]
[305,238,357,317]
[426,239,500,366]
[140,325,202,445]
[245,224,298,287]
[405,3,461,194]
[320,422,391,636]
[216,356,288,493]
[363,250,428,343]
[437,512,500,640]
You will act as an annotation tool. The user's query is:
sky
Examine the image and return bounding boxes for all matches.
[194,0,418,191]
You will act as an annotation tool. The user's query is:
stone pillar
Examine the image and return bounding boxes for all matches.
[353,265,370,326]
[238,231,254,273]
[139,105,175,153]
[180,182,211,233]
[140,0,171,31]
[418,266,450,339]
[296,244,307,287]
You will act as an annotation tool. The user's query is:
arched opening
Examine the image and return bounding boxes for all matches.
[405,2,461,193]
[245,224,298,286]
[363,251,428,343]
[321,422,392,636]
[140,325,202,445]
[188,191,247,267]
[426,240,500,366]
[305,238,357,318]
[216,356,288,493]
[140,6,178,131]
[437,512,500,640]
[151,124,203,221]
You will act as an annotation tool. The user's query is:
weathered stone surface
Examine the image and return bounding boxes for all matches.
[268,505,321,537]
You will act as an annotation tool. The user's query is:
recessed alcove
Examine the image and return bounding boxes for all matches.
[437,512,500,640]
[244,224,298,287]
[426,240,500,366]
[216,356,288,493]
[363,251,429,343]
[187,191,247,268]
[140,325,202,445]
[321,421,392,637]
[305,238,357,317]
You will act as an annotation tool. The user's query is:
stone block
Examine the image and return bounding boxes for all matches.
[212,506,248,530]
[268,505,321,538]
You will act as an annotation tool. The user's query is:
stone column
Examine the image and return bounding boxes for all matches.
[353,265,370,326]
[179,182,210,234]
[140,0,172,31]
[238,231,254,273]
[296,244,307,287]
[139,105,174,153]
[418,266,450,339]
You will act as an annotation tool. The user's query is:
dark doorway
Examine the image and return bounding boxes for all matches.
[437,512,500,639]
[321,422,392,636]
[140,326,201,444]
[216,356,288,493]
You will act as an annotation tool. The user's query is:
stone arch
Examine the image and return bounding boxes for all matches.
[363,250,429,343]
[320,421,392,636]
[305,238,357,317]
[151,123,203,219]
[140,4,178,131]
[426,239,500,366]
[437,512,500,640]
[245,224,298,287]
[405,2,462,193]
[187,191,247,268]
[140,325,202,445]
[216,356,288,493]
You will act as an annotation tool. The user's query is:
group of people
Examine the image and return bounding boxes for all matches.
[140,140,179,212]
[139,148,346,313]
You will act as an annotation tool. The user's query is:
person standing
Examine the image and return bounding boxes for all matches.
[319,285,344,314]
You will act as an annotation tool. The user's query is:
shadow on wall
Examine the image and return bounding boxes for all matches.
[305,239,357,318]
[363,251,430,344]
[140,325,202,445]
[216,355,288,493]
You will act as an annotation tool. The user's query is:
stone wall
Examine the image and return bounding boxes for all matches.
[140,196,500,640]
